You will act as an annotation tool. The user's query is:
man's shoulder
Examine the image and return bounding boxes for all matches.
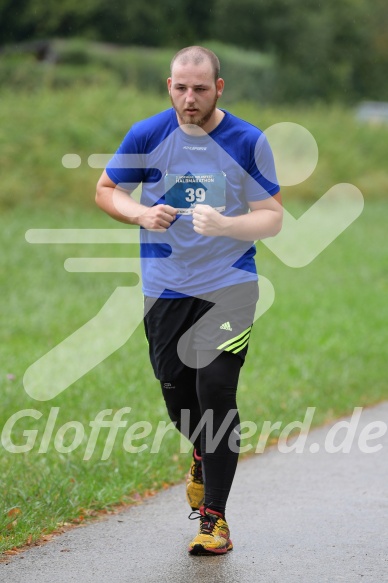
[221,110,264,139]
[125,108,177,152]
[214,111,265,161]
[132,108,176,135]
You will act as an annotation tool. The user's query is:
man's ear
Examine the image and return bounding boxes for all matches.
[167,78,172,94]
[216,78,225,98]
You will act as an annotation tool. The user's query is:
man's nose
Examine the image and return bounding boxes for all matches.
[185,89,195,103]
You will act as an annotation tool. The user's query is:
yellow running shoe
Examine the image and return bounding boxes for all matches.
[188,507,233,555]
[186,449,204,511]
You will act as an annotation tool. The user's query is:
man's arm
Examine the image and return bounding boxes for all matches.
[95,170,177,231]
[192,193,283,241]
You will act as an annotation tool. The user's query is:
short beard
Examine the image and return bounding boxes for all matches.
[170,94,218,128]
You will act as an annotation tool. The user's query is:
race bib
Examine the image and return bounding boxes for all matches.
[164,171,226,215]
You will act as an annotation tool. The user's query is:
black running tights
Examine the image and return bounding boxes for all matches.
[160,350,242,516]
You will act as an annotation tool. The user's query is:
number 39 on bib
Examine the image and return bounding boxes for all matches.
[164,171,226,215]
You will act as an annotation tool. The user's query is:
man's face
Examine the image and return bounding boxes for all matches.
[167,60,224,130]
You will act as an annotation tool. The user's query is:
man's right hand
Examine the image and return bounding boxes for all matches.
[96,170,178,229]
[137,204,177,231]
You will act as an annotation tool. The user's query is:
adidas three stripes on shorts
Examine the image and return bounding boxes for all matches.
[143,281,259,380]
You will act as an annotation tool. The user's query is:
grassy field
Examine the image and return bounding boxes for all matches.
[1,86,388,211]
[0,87,387,553]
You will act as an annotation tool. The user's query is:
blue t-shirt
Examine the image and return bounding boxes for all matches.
[106,108,279,298]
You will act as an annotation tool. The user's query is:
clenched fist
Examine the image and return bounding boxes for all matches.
[192,205,228,237]
[138,204,177,231]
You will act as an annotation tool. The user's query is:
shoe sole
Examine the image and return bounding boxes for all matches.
[188,540,233,556]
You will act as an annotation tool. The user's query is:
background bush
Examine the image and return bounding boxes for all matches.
[0,40,275,102]
[1,0,388,102]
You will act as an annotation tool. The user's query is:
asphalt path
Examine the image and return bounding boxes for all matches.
[2,402,388,583]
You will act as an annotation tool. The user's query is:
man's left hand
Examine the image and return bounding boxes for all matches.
[192,205,227,237]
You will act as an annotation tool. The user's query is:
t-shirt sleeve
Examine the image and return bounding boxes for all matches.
[244,132,280,201]
[105,128,145,190]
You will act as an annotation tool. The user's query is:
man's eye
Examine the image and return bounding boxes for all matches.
[196,88,206,92]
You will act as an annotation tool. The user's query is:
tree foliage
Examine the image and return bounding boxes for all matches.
[1,0,387,102]
[213,0,386,101]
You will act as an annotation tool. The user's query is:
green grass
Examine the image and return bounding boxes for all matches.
[1,200,386,552]
[0,86,387,552]
[1,86,387,214]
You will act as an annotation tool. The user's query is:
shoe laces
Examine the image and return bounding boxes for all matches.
[189,507,220,535]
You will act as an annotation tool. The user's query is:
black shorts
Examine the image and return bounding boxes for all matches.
[143,281,259,380]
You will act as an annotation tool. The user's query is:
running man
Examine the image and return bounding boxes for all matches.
[95,46,282,555]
